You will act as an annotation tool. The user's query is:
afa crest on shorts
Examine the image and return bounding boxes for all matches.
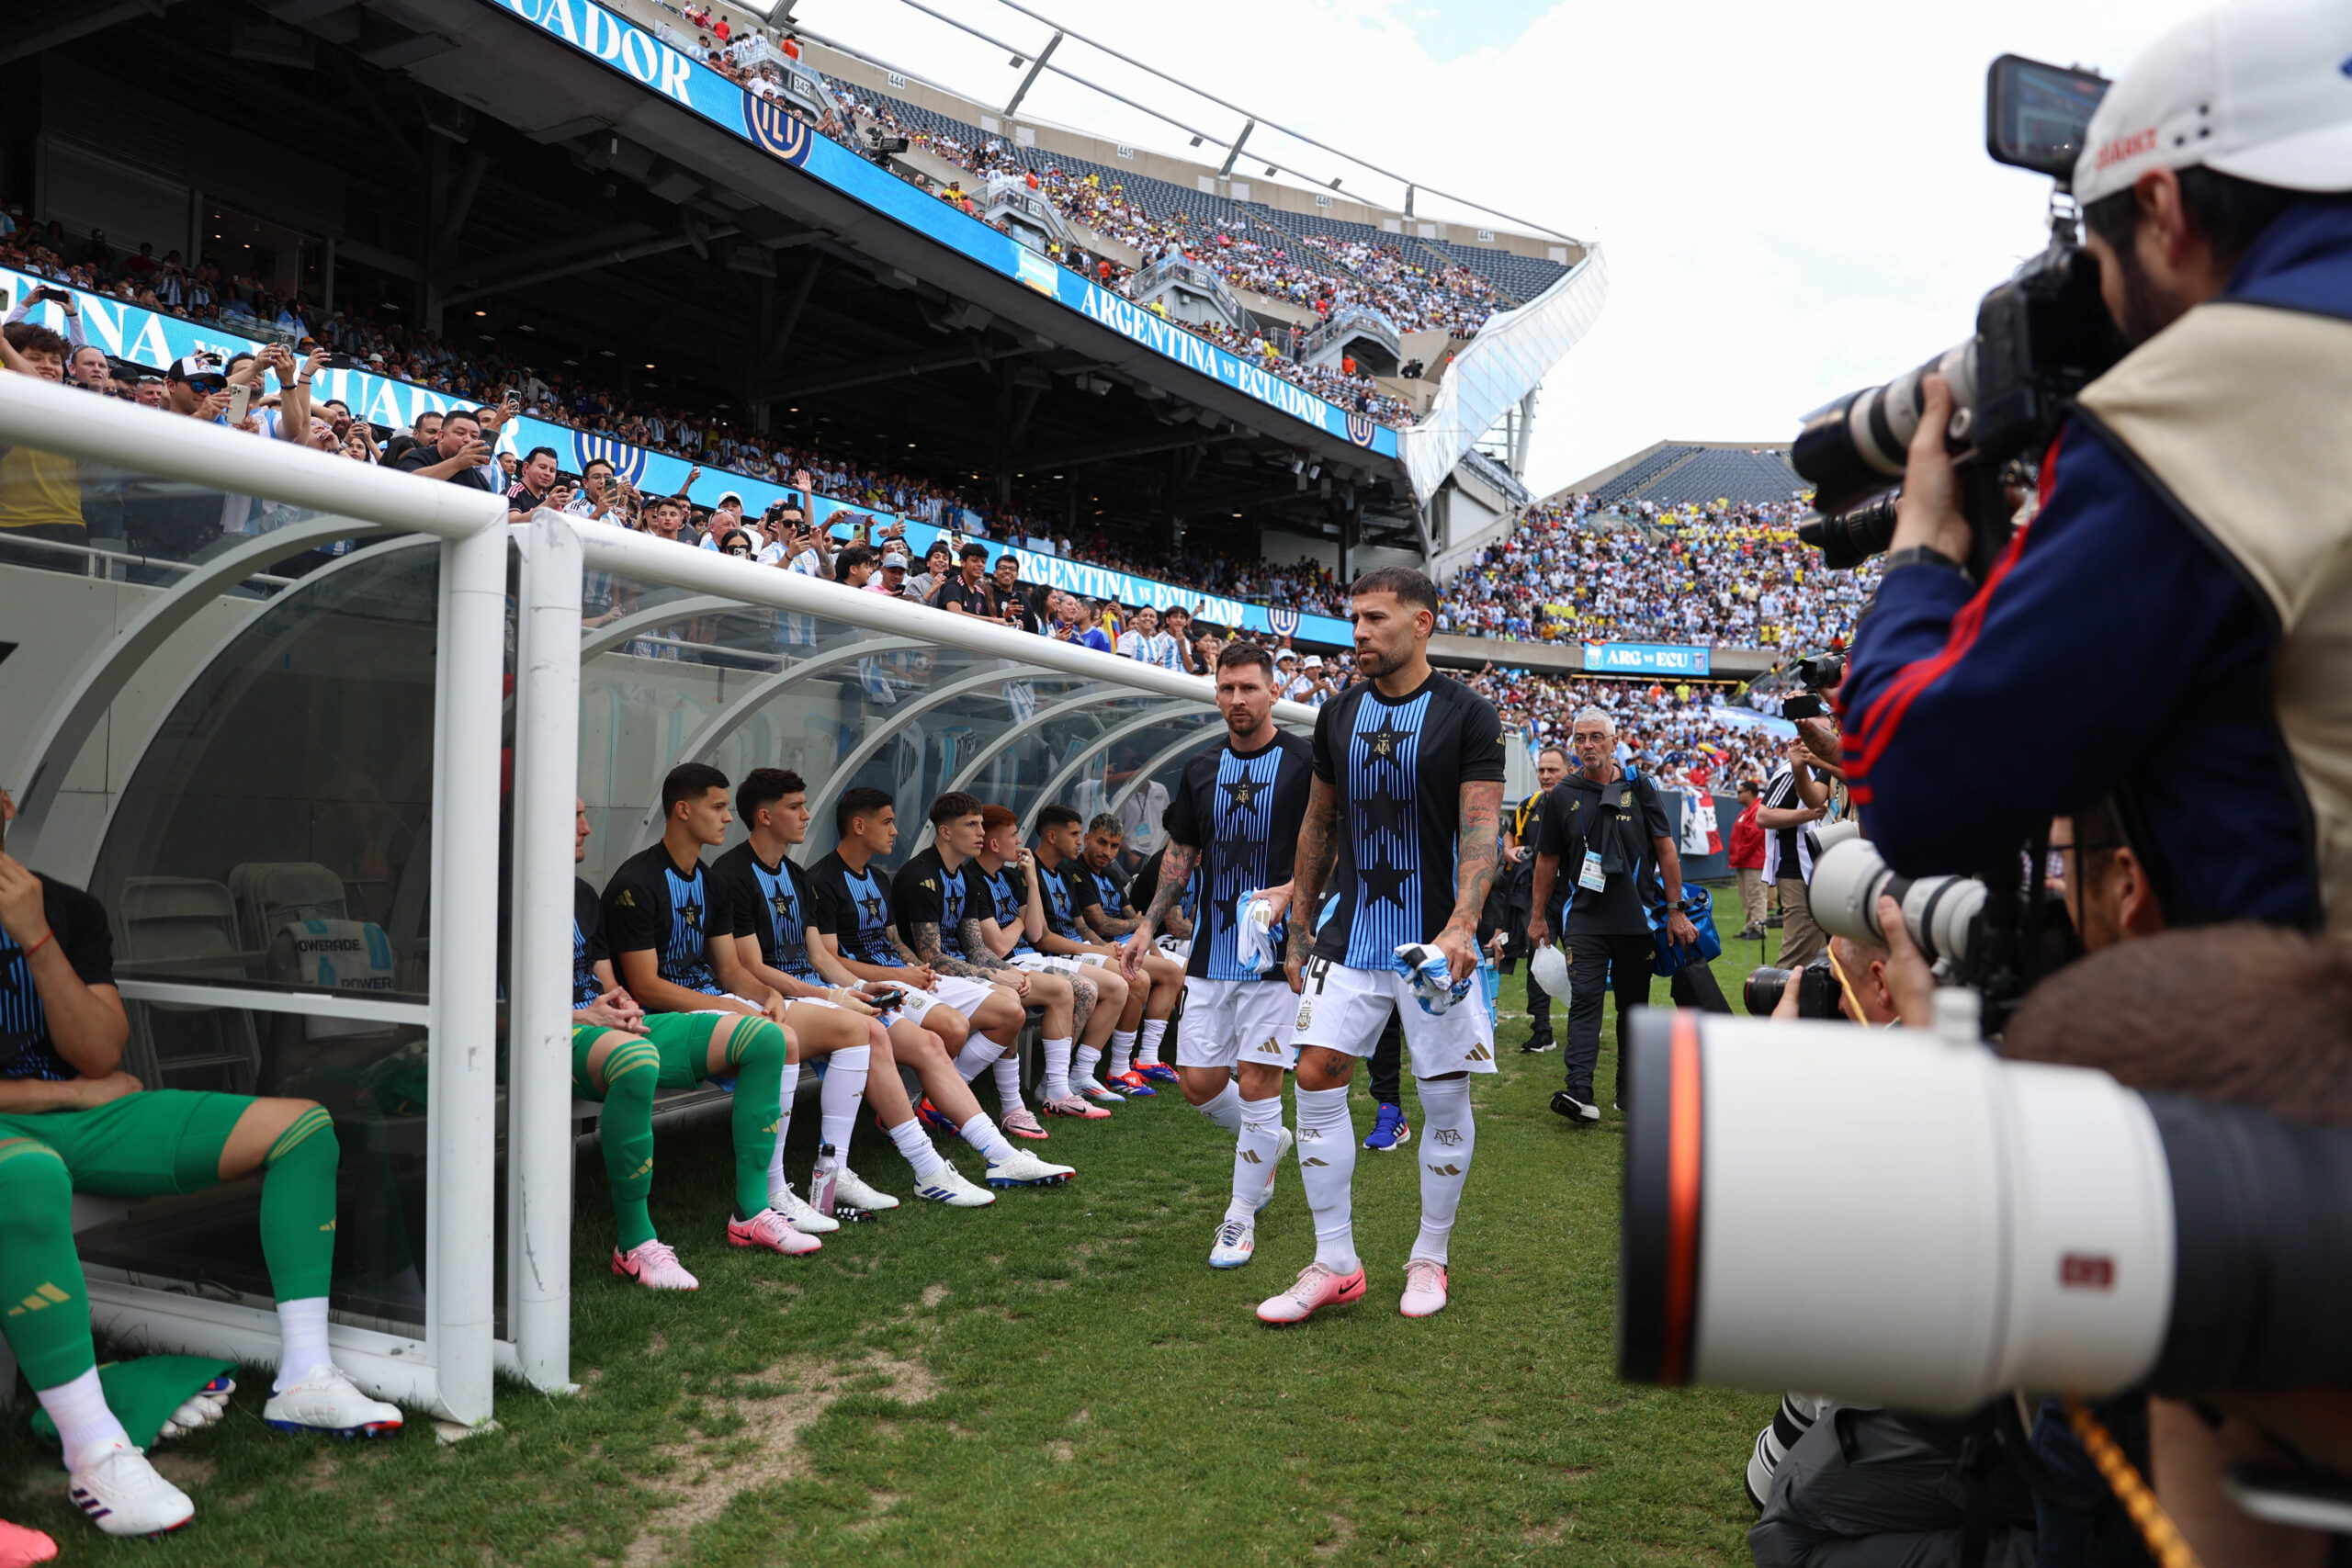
[572,432,647,487]
[743,96,814,167]
[1268,605,1301,638]
[1343,412,1378,447]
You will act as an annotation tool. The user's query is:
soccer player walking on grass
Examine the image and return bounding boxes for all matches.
[1261,568,1505,1324]
[1121,642,1314,1271]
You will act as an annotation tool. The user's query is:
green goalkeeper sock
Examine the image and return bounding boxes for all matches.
[0,1138,98,1389]
[723,1019,790,1220]
[598,1039,662,1252]
[259,1105,341,1303]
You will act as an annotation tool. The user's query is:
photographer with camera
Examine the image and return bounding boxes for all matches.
[1839,0,2352,942]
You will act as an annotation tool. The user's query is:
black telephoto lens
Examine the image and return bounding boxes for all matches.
[1797,494,1903,571]
[1743,967,1792,1015]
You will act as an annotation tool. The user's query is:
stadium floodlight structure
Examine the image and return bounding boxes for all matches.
[807,0,1583,249]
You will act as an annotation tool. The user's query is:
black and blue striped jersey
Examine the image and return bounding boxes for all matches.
[1162,731,1315,982]
[571,878,607,1007]
[0,875,114,1082]
[1035,857,1101,945]
[808,851,906,968]
[602,843,729,997]
[969,863,1042,956]
[711,841,823,984]
[1310,672,1506,968]
[891,847,975,958]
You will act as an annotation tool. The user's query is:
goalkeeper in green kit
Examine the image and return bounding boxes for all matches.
[0,791,401,1540]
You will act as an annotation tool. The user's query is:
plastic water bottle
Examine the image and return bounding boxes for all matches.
[811,1143,840,1216]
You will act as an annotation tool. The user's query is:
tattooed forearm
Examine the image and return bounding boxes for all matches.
[1448,781,1504,933]
[1284,776,1340,964]
[1086,907,1140,940]
[957,917,1013,974]
[1140,843,1199,932]
[909,920,989,980]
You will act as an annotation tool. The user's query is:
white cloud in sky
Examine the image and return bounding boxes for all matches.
[793,0,2211,495]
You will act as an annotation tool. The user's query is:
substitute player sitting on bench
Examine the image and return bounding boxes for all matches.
[591,763,870,1287]
[0,792,400,1540]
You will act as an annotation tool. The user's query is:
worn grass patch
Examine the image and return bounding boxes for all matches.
[0,906,1781,1565]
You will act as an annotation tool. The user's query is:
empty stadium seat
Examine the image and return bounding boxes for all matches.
[115,876,263,1094]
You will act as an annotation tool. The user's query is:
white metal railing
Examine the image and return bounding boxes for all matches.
[0,373,508,1425]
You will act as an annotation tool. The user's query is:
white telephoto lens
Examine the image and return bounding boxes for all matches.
[1681,1019,2175,1413]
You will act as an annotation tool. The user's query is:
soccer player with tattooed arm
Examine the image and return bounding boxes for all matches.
[1261,567,1506,1325]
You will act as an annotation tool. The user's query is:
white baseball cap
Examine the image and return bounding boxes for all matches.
[2075,0,2352,206]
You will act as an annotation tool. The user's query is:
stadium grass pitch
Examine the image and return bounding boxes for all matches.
[2,903,1788,1565]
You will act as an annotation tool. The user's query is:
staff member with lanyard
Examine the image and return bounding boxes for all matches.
[1527,708,1696,1125]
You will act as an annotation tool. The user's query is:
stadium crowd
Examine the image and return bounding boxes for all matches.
[1437,492,1877,650]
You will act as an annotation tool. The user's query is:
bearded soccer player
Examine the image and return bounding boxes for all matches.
[964,805,1131,1122]
[0,791,401,1540]
[594,763,826,1286]
[808,789,1072,1189]
[706,770,978,1218]
[1263,567,1504,1324]
[1122,642,1313,1269]
[888,794,1038,1134]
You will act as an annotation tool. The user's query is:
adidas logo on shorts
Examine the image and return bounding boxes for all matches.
[1300,1156,1329,1167]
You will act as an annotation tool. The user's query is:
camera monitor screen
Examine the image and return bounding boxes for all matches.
[1985,54,2110,183]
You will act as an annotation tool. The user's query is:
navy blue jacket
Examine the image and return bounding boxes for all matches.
[1839,198,2352,929]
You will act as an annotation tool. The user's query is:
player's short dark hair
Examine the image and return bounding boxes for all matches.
[1087,813,1123,839]
[1349,565,1441,615]
[836,785,894,837]
[737,767,805,823]
[662,761,730,816]
[1216,642,1276,682]
[1036,804,1082,834]
[928,790,983,827]
[525,446,559,466]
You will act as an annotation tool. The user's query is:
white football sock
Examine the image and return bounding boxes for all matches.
[1227,1090,1283,1224]
[990,1053,1024,1112]
[958,1111,1017,1164]
[1137,1019,1168,1066]
[768,1061,802,1186]
[1193,1078,1243,1134]
[887,1116,947,1181]
[1108,1029,1136,1078]
[1411,1076,1476,1266]
[1073,1043,1103,1089]
[818,1044,870,1164]
[1041,1036,1074,1101]
[39,1367,128,1457]
[275,1296,333,1389]
[954,1038,1001,1082]
[1292,1085,1359,1275]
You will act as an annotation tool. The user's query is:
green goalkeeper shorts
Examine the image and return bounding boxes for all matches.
[0,1090,255,1197]
[569,1012,730,1100]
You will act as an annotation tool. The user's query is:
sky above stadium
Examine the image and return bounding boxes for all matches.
[795,0,2217,496]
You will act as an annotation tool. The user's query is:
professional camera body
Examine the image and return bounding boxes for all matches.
[1744,955,1838,1020]
[1810,837,2076,1029]
[1793,57,2127,580]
